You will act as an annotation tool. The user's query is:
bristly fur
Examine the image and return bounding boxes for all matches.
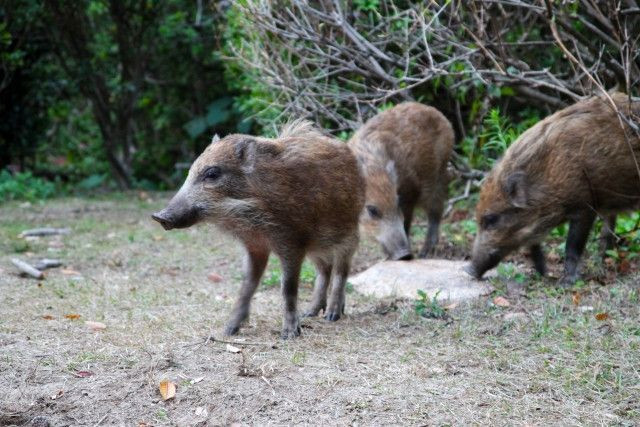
[278,119,324,140]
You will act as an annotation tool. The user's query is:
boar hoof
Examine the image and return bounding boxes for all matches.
[281,324,301,340]
[324,311,341,322]
[558,274,579,287]
[223,323,241,336]
[302,308,321,318]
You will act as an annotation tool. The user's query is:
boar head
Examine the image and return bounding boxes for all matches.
[359,161,412,260]
[152,134,280,230]
[467,170,554,278]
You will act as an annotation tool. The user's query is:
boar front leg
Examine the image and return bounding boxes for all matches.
[303,257,332,317]
[278,251,304,339]
[224,245,270,336]
[561,211,596,285]
[529,244,546,276]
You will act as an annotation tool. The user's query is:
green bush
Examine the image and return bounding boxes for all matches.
[0,170,58,202]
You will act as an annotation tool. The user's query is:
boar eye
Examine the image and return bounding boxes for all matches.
[366,205,382,219]
[203,166,222,181]
[482,213,500,229]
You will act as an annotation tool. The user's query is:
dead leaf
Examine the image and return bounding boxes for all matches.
[444,302,458,310]
[159,380,176,401]
[190,376,205,384]
[74,370,94,378]
[64,313,81,320]
[207,272,223,283]
[225,344,241,353]
[595,312,609,321]
[152,235,165,241]
[85,321,106,331]
[50,390,64,400]
[42,315,55,320]
[572,292,581,306]
[619,259,631,274]
[493,296,510,307]
[61,268,81,276]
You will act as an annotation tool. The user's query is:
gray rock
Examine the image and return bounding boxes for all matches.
[350,259,495,302]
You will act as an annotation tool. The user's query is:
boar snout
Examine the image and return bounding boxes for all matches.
[379,218,413,261]
[151,198,201,231]
[151,211,174,230]
[468,247,503,279]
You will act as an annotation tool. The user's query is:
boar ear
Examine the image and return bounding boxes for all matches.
[236,138,282,173]
[211,134,220,143]
[504,171,529,208]
[385,160,398,185]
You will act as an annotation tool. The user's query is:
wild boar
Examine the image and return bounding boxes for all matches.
[151,121,365,338]
[467,92,640,284]
[349,102,454,260]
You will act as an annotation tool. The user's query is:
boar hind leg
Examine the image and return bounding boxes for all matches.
[419,208,443,258]
[599,214,617,256]
[325,242,357,321]
[561,211,596,285]
[278,251,304,339]
[325,260,350,322]
[529,244,546,276]
[224,245,270,336]
[303,257,332,317]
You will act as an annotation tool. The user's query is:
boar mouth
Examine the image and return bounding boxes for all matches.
[466,250,503,279]
[151,206,201,230]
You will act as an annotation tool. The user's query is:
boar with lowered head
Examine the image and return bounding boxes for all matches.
[467,92,640,284]
[349,102,454,260]
[152,121,365,338]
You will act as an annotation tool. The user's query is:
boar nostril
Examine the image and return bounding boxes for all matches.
[151,213,173,230]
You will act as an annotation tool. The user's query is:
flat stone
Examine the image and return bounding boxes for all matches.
[350,259,495,303]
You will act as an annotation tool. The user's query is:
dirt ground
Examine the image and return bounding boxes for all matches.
[1,195,639,426]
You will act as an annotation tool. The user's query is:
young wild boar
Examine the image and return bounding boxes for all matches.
[467,92,640,284]
[349,102,454,260]
[151,121,365,338]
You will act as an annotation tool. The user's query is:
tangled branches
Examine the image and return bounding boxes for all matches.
[229,0,639,134]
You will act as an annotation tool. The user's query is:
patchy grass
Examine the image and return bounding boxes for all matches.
[0,195,638,425]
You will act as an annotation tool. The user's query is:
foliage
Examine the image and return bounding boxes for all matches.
[0,169,58,202]
[1,0,246,190]
[414,290,447,319]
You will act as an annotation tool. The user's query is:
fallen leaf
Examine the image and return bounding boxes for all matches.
[207,272,223,283]
[503,312,527,322]
[61,268,81,276]
[152,235,165,241]
[444,302,458,310]
[64,313,81,320]
[572,292,581,306]
[74,370,94,378]
[493,296,510,307]
[619,259,631,274]
[85,321,106,331]
[195,406,208,417]
[159,380,176,401]
[50,389,64,400]
[42,315,55,320]
[595,312,609,321]
[138,423,150,427]
[190,376,205,384]
[225,344,241,353]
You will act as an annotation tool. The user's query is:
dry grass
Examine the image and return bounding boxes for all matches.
[0,195,639,426]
